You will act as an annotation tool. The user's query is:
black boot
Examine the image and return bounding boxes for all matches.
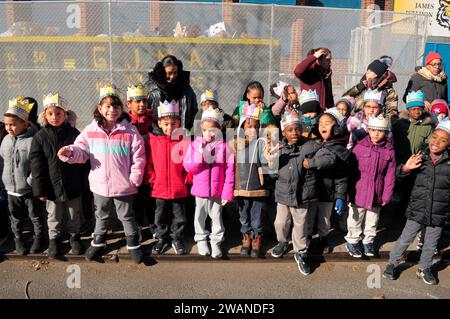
[48,238,61,259]
[85,234,106,261]
[30,236,46,254]
[14,235,27,255]
[69,234,84,255]
[126,233,143,264]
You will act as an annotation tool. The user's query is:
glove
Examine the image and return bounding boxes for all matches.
[335,199,346,216]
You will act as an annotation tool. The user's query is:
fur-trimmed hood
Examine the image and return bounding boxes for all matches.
[398,110,433,125]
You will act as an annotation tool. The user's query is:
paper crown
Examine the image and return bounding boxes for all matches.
[299,89,319,105]
[99,85,120,102]
[157,100,180,118]
[201,107,224,126]
[5,96,34,121]
[405,90,425,109]
[200,89,218,104]
[43,93,67,111]
[281,109,301,131]
[126,84,147,101]
[436,118,450,136]
[323,107,346,127]
[367,114,390,131]
[273,81,288,98]
[363,89,385,104]
[242,103,262,121]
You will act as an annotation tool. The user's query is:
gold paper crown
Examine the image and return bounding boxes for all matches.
[99,85,119,101]
[127,84,147,101]
[43,93,67,110]
[5,96,34,121]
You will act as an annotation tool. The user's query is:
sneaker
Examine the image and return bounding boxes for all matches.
[271,241,289,258]
[69,234,84,255]
[346,242,362,258]
[294,252,311,275]
[211,242,222,259]
[30,236,46,254]
[152,239,169,255]
[382,263,398,280]
[172,240,186,255]
[416,268,437,285]
[197,240,210,256]
[14,236,28,255]
[47,238,60,259]
[363,243,375,257]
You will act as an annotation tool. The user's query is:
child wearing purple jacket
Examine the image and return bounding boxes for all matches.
[345,114,396,258]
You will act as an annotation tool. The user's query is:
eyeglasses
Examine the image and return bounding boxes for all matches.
[364,106,380,110]
[429,63,442,67]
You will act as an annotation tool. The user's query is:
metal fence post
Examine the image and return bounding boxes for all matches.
[267,3,274,105]
[108,0,113,83]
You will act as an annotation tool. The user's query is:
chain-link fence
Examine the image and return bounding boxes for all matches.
[0,1,428,128]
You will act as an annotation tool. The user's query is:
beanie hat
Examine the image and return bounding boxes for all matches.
[367,60,388,77]
[425,51,442,66]
[299,89,320,114]
[405,91,425,109]
[430,99,449,115]
[379,55,393,68]
[335,96,355,111]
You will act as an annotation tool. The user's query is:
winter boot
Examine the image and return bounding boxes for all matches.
[70,234,84,255]
[251,234,262,258]
[85,234,107,261]
[14,235,27,255]
[240,233,252,255]
[126,233,143,264]
[30,235,46,254]
[47,238,61,259]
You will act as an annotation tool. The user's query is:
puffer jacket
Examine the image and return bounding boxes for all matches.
[58,119,146,198]
[0,124,37,195]
[128,110,154,140]
[183,137,234,201]
[397,150,450,227]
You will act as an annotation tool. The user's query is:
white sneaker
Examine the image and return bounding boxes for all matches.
[211,242,222,259]
[197,240,210,256]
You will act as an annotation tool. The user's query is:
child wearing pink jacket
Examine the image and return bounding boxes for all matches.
[183,107,234,259]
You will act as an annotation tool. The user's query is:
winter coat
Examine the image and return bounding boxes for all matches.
[269,137,320,207]
[392,111,433,165]
[146,132,191,200]
[128,110,154,140]
[344,72,398,119]
[294,54,334,109]
[183,137,234,201]
[0,125,37,195]
[145,69,198,134]
[403,68,448,104]
[349,135,396,210]
[306,138,351,203]
[58,119,146,198]
[232,100,277,127]
[30,123,85,201]
[397,150,450,227]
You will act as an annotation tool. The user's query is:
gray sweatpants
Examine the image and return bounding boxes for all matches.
[274,203,309,254]
[307,201,334,239]
[46,197,81,240]
[8,193,45,238]
[93,193,139,237]
[194,197,224,245]
[389,219,442,270]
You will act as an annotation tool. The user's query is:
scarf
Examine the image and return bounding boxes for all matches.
[418,67,447,83]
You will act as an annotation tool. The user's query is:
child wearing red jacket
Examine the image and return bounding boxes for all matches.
[146,100,191,255]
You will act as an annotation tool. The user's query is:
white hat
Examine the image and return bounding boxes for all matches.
[367,114,390,131]
[436,118,450,136]
[201,107,224,126]
[157,100,179,118]
[363,89,385,104]
[323,107,346,127]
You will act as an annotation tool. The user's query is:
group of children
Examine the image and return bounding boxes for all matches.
[0,69,449,285]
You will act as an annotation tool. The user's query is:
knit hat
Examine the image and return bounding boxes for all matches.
[405,91,425,109]
[200,89,218,104]
[431,99,449,115]
[5,96,34,121]
[367,60,388,77]
[201,107,224,126]
[157,100,179,118]
[126,84,147,101]
[367,114,390,131]
[335,96,355,111]
[363,89,385,104]
[299,89,320,114]
[43,93,68,111]
[435,118,450,136]
[425,51,442,66]
[280,109,301,131]
[379,55,393,68]
[322,107,346,127]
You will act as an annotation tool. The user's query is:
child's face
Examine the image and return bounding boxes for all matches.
[201,100,218,111]
[3,116,27,137]
[428,130,450,156]
[158,116,180,136]
[282,124,302,145]
[243,119,260,141]
[407,107,424,121]
[246,89,263,106]
[336,102,349,117]
[363,102,381,117]
[45,106,66,127]
[286,86,298,104]
[127,98,148,116]
[318,114,336,141]
[98,98,122,124]
[368,128,387,144]
[201,120,220,142]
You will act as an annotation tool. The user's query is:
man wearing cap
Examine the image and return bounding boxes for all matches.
[403,51,448,111]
